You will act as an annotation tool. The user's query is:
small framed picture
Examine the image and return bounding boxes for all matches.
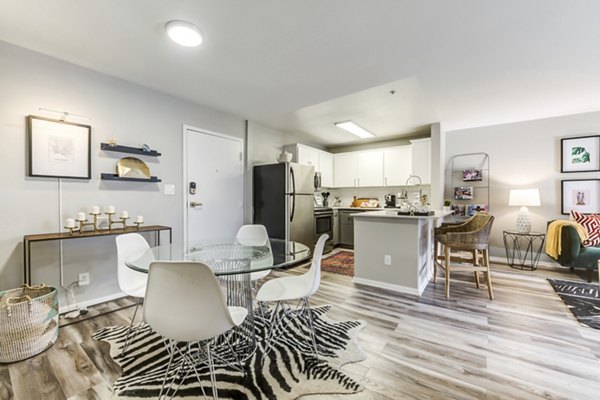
[561,135,600,173]
[454,186,474,200]
[463,169,482,181]
[27,115,91,179]
[561,179,600,214]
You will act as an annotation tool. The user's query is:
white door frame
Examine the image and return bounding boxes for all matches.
[182,124,245,245]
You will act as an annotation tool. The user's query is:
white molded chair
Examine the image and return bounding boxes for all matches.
[115,233,150,353]
[235,224,273,282]
[256,234,328,357]
[144,261,247,400]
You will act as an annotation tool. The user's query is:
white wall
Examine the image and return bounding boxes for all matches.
[446,110,600,261]
[0,41,245,307]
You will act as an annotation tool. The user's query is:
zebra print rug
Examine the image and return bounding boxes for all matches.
[93,305,366,399]
[548,279,600,329]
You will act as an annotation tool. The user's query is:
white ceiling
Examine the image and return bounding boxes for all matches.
[1,0,600,145]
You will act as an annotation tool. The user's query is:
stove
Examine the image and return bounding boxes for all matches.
[314,207,334,253]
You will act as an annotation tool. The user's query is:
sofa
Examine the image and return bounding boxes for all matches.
[546,220,599,282]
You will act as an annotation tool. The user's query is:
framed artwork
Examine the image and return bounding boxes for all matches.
[561,179,600,214]
[561,135,600,172]
[27,115,91,179]
[454,186,474,200]
[463,169,482,181]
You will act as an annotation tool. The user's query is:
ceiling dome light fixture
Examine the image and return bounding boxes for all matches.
[165,20,203,47]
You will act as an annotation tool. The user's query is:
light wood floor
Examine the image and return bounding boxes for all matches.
[1,255,600,400]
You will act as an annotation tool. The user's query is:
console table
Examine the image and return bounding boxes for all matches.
[23,225,172,285]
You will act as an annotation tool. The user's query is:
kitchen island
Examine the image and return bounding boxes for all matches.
[352,210,448,295]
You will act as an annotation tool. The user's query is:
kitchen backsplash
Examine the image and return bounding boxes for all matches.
[320,186,431,208]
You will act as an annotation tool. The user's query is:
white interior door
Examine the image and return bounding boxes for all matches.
[184,127,243,244]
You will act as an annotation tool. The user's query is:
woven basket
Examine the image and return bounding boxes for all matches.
[0,284,58,363]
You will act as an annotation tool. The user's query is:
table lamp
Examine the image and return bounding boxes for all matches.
[508,189,541,233]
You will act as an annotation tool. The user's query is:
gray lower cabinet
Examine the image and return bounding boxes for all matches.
[339,209,367,247]
[333,209,340,245]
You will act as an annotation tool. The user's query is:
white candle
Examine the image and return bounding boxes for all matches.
[135,215,143,223]
[121,210,129,219]
[77,212,86,221]
[65,218,75,228]
[92,205,100,214]
[107,205,115,214]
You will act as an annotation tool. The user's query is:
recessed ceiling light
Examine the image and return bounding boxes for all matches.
[334,121,375,139]
[165,20,203,47]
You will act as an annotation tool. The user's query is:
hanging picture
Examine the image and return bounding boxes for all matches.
[454,186,474,200]
[463,169,483,181]
[561,135,600,172]
[561,179,600,214]
[27,115,91,179]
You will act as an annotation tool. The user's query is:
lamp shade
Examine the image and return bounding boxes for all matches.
[508,189,541,207]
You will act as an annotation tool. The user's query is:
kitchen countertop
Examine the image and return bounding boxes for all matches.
[351,210,451,219]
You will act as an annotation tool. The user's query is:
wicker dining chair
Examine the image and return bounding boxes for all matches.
[433,213,495,299]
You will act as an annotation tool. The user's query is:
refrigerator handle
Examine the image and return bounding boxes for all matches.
[290,193,295,222]
[290,165,296,194]
[290,165,296,222]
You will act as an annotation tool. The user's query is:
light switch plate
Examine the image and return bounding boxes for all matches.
[164,184,175,195]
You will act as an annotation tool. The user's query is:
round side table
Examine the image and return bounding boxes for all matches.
[503,230,545,270]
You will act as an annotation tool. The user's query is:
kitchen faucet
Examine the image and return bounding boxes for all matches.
[402,175,423,202]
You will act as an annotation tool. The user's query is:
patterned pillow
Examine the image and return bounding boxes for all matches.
[570,210,600,247]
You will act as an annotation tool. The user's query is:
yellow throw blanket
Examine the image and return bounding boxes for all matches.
[545,220,588,259]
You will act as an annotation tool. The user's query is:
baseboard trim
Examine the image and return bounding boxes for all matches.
[59,292,126,314]
[489,255,560,270]
[352,277,421,296]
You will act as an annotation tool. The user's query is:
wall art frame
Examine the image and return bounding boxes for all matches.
[561,135,600,173]
[561,179,600,215]
[27,115,91,179]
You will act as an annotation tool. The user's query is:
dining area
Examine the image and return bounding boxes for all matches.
[101,226,363,399]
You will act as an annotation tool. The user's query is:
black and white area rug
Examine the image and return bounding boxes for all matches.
[548,279,600,329]
[93,305,366,399]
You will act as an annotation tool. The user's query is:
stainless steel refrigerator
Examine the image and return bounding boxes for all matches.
[253,162,315,252]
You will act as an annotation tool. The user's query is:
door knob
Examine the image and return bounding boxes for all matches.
[189,201,203,208]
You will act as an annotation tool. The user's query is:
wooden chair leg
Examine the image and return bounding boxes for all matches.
[484,248,493,300]
[433,241,438,284]
[445,246,451,299]
[474,272,480,289]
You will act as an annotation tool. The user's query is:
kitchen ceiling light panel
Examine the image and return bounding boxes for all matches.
[334,121,375,138]
[165,20,203,47]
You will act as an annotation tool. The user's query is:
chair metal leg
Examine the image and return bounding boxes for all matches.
[206,343,218,400]
[122,297,143,355]
[303,297,319,359]
[158,340,176,400]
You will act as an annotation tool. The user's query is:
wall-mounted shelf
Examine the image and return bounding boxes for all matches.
[101,173,161,183]
[100,142,161,157]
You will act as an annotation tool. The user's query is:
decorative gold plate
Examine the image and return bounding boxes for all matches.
[117,157,151,179]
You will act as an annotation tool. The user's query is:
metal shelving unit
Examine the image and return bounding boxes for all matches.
[445,152,490,217]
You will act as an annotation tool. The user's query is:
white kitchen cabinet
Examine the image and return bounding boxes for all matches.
[410,138,431,184]
[334,150,383,187]
[384,146,412,186]
[357,150,384,187]
[319,151,334,188]
[333,152,357,187]
[286,144,334,188]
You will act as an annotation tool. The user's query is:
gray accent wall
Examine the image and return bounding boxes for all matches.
[0,41,245,307]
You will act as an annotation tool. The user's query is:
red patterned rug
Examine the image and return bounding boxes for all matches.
[322,251,354,277]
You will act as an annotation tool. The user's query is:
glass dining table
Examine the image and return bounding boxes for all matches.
[125,238,311,358]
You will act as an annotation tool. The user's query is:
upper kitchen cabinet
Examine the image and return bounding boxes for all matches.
[286,144,334,188]
[410,138,431,184]
[383,146,412,186]
[333,150,384,187]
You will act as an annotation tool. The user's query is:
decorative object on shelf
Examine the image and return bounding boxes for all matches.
[277,150,292,163]
[454,186,474,200]
[443,200,452,213]
[117,157,151,179]
[561,135,600,173]
[561,179,600,215]
[463,169,482,182]
[141,143,151,152]
[509,188,541,233]
[100,143,162,157]
[65,206,144,234]
[107,136,118,147]
[27,115,91,179]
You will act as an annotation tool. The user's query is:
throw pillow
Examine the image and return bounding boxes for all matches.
[570,210,600,247]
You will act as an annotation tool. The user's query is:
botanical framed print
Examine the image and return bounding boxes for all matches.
[561,135,600,172]
[27,115,91,179]
[561,179,600,214]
